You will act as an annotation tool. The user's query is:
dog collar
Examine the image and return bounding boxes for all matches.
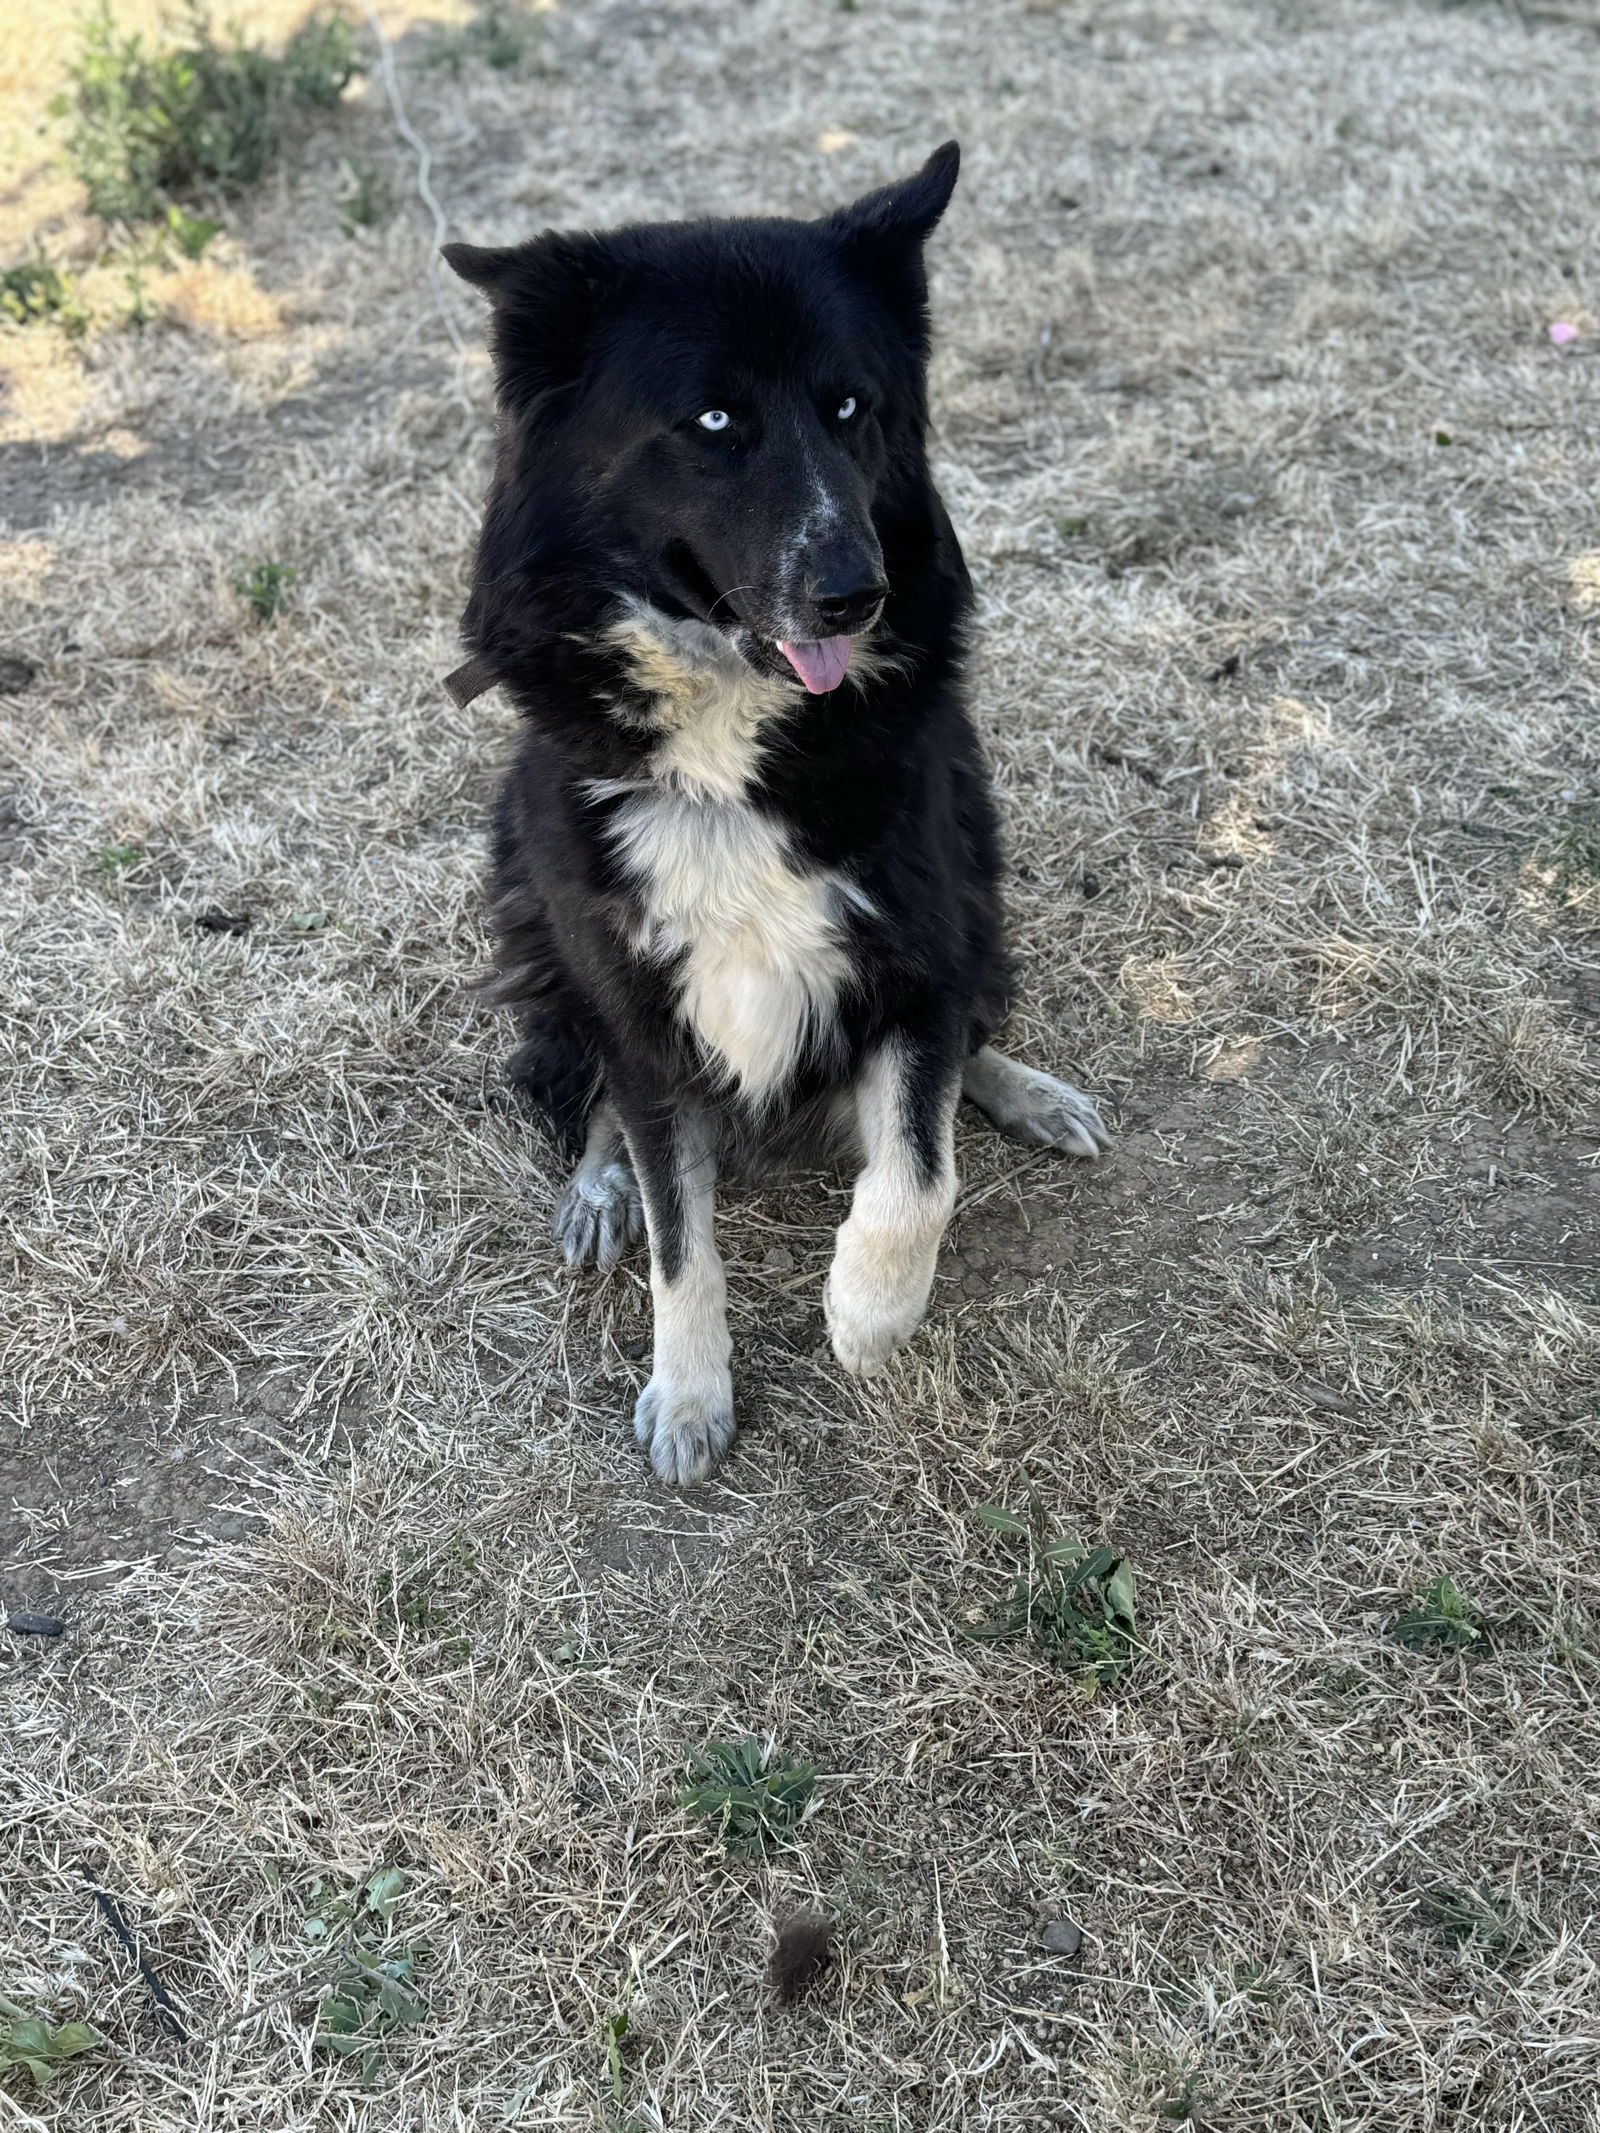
[443,656,496,708]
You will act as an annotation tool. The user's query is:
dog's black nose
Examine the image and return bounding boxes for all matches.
[810,572,889,633]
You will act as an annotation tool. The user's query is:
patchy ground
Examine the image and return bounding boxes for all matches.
[3,0,1599,2126]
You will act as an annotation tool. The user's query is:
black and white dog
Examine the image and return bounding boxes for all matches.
[443,143,1108,1485]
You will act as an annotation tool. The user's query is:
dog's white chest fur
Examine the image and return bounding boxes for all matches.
[596,602,853,1101]
[608,790,850,1101]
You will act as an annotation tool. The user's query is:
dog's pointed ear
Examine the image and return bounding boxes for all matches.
[440,241,519,294]
[829,141,961,251]
[443,231,616,410]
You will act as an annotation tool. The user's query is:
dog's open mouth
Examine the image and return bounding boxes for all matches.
[775,636,853,694]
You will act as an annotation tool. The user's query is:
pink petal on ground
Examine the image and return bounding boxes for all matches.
[1549,321,1579,346]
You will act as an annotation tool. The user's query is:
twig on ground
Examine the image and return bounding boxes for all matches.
[80,1874,190,2044]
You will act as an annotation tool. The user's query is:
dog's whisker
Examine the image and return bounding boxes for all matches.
[705,582,759,621]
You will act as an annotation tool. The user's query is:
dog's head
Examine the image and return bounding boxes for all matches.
[444,144,959,694]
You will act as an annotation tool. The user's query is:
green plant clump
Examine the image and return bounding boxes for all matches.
[0,259,89,334]
[426,0,544,77]
[681,1736,816,1854]
[57,3,356,224]
[1416,1882,1524,1962]
[337,157,391,233]
[315,1945,426,2076]
[1391,1574,1485,1652]
[304,1866,428,2080]
[165,202,222,258]
[966,1502,1139,1685]
[0,1997,100,2089]
[233,558,297,623]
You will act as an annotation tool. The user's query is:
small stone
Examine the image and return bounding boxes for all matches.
[1300,1382,1356,1416]
[7,1612,67,1637]
[1039,1918,1084,1957]
[761,1245,796,1275]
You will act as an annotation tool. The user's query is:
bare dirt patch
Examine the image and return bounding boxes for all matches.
[3,1,1599,2128]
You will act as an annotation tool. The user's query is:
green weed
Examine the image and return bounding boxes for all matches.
[234,558,297,623]
[965,1501,1138,1685]
[304,1866,428,2079]
[603,2007,630,2108]
[1228,1955,1287,2007]
[281,11,358,106]
[1159,2068,1209,2122]
[373,1568,438,1631]
[315,1945,425,2076]
[96,841,143,871]
[0,1998,100,2089]
[122,257,156,327]
[0,259,89,334]
[425,0,544,77]
[681,1736,816,1854]
[1391,1574,1485,1652]
[338,158,390,233]
[165,202,221,257]
[302,1862,407,1943]
[1416,1882,1524,1962]
[57,3,356,224]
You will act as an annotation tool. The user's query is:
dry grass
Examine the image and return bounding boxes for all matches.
[3,0,1600,2126]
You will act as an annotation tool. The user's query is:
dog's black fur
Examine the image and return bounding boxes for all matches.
[444,146,1105,1482]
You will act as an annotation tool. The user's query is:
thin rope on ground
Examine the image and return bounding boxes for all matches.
[362,3,470,370]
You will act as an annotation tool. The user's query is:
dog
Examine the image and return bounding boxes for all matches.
[442,142,1109,1486]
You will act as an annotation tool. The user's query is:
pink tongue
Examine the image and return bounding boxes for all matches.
[777,635,852,693]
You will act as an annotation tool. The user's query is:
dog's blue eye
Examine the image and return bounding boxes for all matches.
[837,396,857,421]
[697,409,731,432]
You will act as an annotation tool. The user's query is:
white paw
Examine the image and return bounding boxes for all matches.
[633,1375,736,1485]
[554,1161,644,1269]
[989,1067,1111,1158]
[823,1274,925,1378]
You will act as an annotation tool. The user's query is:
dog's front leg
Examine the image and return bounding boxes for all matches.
[825,1034,959,1377]
[617,1097,735,1485]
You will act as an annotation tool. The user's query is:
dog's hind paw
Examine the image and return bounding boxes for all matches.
[998,1071,1110,1158]
[633,1376,736,1486]
[962,1047,1111,1159]
[555,1159,644,1269]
